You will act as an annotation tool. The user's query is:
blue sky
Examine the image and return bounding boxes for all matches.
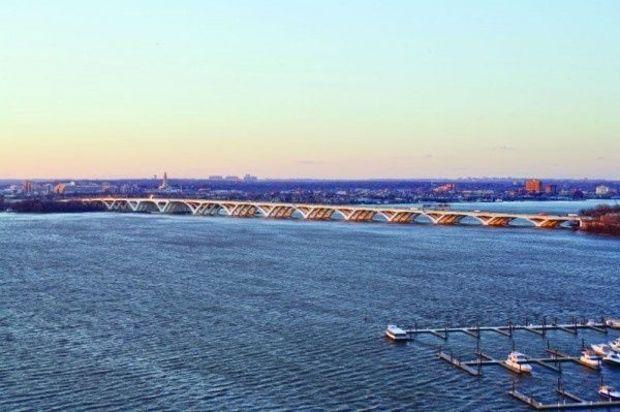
[1,1,618,178]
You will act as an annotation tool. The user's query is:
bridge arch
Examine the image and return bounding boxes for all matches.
[166,201,193,214]
[136,200,161,213]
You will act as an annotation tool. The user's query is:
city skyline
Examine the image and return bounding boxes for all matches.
[2,1,619,179]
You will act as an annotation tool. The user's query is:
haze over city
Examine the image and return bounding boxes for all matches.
[2,0,619,179]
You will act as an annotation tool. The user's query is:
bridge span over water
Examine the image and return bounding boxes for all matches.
[82,197,583,229]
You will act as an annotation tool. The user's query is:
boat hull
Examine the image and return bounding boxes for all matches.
[385,331,409,342]
[504,361,532,374]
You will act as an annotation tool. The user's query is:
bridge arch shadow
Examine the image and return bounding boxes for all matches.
[458,216,484,226]
[372,213,389,223]
[137,200,160,213]
[508,217,536,228]
[413,214,433,224]
[290,209,305,220]
[168,201,193,215]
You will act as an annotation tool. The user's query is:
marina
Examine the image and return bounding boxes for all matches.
[387,318,620,410]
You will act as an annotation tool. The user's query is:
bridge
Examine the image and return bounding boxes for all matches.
[81,197,583,229]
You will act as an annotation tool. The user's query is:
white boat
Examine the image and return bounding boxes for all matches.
[591,343,612,356]
[504,352,532,374]
[579,349,600,368]
[605,318,620,329]
[610,338,620,352]
[599,385,620,400]
[603,351,620,366]
[385,325,409,342]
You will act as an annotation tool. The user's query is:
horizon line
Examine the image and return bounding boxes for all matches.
[2,176,620,183]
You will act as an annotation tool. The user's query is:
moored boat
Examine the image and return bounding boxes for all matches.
[610,338,620,352]
[591,343,612,356]
[504,352,532,374]
[385,325,409,342]
[599,385,620,400]
[605,318,620,329]
[579,349,600,368]
[603,351,620,366]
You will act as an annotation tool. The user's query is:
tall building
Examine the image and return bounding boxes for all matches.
[524,179,542,194]
[22,180,34,193]
[159,172,169,190]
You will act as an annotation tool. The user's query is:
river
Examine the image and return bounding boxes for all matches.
[0,200,618,411]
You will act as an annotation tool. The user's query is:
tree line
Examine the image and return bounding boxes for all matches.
[1,199,106,213]
[580,204,620,236]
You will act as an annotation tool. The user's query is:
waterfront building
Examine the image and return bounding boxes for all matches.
[525,179,542,194]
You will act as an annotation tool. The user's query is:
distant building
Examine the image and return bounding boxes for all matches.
[208,175,223,180]
[53,183,66,194]
[544,184,557,194]
[524,179,542,194]
[243,174,258,182]
[595,185,610,196]
[159,172,169,190]
[53,182,101,195]
[433,183,455,193]
[224,175,240,181]
[22,180,34,194]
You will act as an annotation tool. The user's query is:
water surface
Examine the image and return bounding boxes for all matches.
[0,209,618,411]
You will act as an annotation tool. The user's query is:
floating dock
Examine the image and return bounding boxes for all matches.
[438,350,583,376]
[437,352,480,376]
[402,319,610,340]
[509,389,620,410]
[545,348,600,370]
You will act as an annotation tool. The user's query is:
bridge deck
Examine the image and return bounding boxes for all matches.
[80,197,583,229]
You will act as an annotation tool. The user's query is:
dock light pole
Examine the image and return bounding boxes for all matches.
[571,316,578,335]
[542,316,547,337]
[508,320,513,337]
[556,376,564,405]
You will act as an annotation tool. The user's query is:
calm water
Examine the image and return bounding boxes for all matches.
[1,204,619,411]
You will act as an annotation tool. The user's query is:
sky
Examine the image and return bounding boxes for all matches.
[1,1,619,179]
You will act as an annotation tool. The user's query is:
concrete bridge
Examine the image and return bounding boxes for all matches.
[81,197,583,229]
